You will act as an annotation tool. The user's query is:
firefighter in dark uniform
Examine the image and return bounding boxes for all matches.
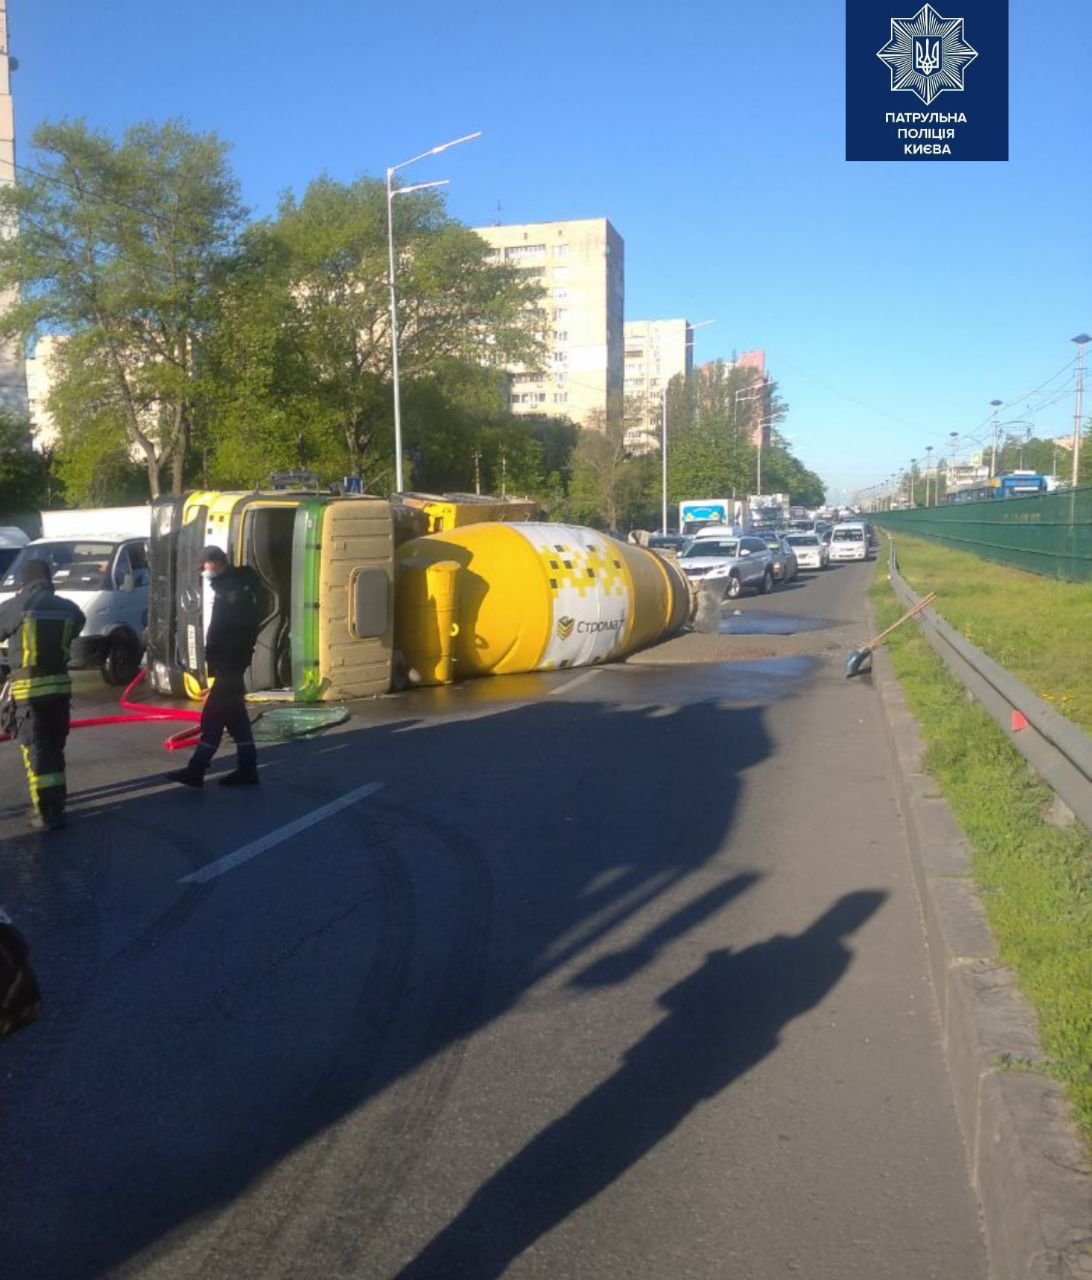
[165,546,262,788]
[0,559,86,832]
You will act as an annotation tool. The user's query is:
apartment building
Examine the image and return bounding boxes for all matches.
[26,334,60,448]
[473,218,624,429]
[623,319,694,453]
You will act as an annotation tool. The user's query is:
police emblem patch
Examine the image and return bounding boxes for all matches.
[877,3,978,106]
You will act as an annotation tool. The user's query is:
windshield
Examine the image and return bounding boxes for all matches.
[0,541,115,592]
[785,534,819,547]
[682,540,739,559]
[832,528,864,542]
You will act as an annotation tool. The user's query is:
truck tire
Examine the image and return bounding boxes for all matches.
[102,633,141,687]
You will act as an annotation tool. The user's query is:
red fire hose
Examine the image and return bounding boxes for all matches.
[1,669,202,751]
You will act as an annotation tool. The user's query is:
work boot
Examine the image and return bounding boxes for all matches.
[219,766,260,787]
[27,810,66,832]
[164,766,204,788]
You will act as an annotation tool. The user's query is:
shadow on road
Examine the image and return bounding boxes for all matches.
[0,689,833,1278]
[393,891,885,1279]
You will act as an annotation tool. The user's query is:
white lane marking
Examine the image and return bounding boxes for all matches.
[548,669,601,697]
[178,781,385,885]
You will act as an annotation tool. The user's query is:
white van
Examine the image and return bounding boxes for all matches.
[828,522,870,563]
[0,526,150,685]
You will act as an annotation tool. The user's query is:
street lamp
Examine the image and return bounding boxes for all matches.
[661,320,715,532]
[908,458,917,506]
[924,445,934,506]
[1071,334,1090,489]
[988,400,1003,478]
[386,131,481,493]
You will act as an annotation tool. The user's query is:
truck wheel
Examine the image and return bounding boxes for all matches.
[761,568,774,594]
[102,634,141,686]
[723,573,743,600]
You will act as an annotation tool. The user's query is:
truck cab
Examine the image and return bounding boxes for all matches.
[148,490,397,701]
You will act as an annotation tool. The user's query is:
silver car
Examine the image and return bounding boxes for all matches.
[678,533,776,599]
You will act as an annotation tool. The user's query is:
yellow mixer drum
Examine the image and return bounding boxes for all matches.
[394,523,692,684]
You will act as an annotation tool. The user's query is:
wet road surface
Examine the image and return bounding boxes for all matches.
[0,561,988,1279]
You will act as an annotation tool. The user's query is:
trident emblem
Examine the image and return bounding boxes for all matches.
[914,38,941,75]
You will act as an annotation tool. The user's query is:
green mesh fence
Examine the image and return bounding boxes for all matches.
[873,485,1092,581]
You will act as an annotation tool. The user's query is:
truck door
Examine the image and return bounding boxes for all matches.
[175,505,210,689]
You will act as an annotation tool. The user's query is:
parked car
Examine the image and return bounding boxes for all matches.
[0,534,150,684]
[828,522,871,562]
[678,531,775,598]
[761,533,798,582]
[783,531,828,571]
[647,532,689,554]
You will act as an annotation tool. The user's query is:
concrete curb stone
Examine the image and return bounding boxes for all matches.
[871,643,1092,1280]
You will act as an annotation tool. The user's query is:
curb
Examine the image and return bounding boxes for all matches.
[872,644,1092,1280]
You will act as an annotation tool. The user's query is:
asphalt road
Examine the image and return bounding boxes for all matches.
[0,561,989,1280]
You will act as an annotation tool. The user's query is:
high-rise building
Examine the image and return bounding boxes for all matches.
[472,218,624,429]
[26,333,60,448]
[623,319,695,453]
[0,0,28,418]
[734,349,770,448]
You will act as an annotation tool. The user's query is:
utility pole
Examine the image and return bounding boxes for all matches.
[1072,334,1090,488]
[0,0,27,418]
[989,400,1003,479]
[660,385,668,533]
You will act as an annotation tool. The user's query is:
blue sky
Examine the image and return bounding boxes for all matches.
[10,0,1089,501]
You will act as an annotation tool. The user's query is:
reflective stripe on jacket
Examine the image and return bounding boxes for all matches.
[0,583,86,703]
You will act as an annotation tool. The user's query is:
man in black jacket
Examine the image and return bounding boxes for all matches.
[165,547,262,788]
[0,559,86,831]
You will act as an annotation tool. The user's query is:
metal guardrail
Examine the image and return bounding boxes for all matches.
[886,538,1092,832]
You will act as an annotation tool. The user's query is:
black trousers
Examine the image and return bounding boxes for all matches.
[17,695,71,818]
[190,675,256,773]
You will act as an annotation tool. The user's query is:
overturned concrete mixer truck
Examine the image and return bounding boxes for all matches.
[146,488,695,701]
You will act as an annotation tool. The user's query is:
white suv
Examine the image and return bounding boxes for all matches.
[678,531,776,598]
[828,522,870,562]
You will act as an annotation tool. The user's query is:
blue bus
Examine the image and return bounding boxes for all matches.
[945,472,1048,504]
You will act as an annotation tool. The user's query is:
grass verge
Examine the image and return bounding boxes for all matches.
[869,564,1092,1147]
[882,534,1092,732]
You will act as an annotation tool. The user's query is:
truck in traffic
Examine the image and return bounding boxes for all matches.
[678,499,748,537]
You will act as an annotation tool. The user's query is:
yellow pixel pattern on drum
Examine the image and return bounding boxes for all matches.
[536,536,627,598]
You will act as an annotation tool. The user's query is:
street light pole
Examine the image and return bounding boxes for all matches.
[660,385,668,534]
[1071,334,1090,488]
[988,400,1003,479]
[386,131,481,493]
[660,320,714,531]
[924,445,933,506]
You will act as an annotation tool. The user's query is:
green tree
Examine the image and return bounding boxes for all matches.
[566,412,628,530]
[0,411,51,517]
[0,120,247,499]
[203,176,544,488]
[667,362,783,504]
